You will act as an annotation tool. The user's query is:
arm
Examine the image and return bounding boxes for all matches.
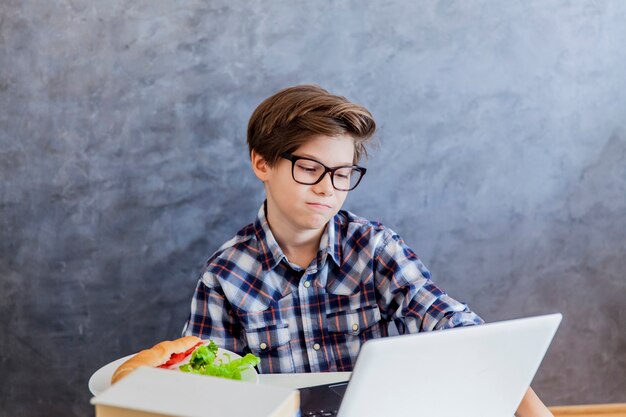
[374,233,483,332]
[374,233,551,416]
[516,387,554,417]
[182,273,246,354]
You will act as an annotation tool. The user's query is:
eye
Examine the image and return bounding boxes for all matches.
[334,168,352,179]
[295,162,321,174]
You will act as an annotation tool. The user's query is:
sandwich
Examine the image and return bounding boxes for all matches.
[110,336,260,384]
[111,336,203,384]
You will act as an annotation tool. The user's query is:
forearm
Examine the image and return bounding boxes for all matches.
[516,387,554,417]
[183,279,244,352]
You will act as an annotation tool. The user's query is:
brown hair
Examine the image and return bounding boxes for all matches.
[247,85,376,166]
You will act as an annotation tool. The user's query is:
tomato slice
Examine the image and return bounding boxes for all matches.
[158,341,204,368]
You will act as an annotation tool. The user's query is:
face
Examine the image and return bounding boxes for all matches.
[252,133,356,236]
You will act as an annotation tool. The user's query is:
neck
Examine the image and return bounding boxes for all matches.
[271,220,325,265]
[279,233,323,259]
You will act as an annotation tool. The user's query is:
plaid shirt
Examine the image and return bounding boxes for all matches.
[182,203,483,374]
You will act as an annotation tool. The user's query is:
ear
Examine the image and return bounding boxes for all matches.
[250,150,271,182]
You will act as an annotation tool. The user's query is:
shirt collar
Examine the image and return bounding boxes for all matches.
[322,213,342,268]
[253,202,342,271]
[253,202,286,271]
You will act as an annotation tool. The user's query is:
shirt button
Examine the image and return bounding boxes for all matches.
[303,281,311,288]
[352,323,359,332]
[313,343,321,351]
[259,342,267,350]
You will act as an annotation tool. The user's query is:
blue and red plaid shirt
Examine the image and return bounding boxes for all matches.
[182,203,483,374]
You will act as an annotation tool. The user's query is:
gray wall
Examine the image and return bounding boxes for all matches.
[1,1,625,416]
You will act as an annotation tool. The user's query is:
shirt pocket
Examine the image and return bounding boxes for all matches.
[325,302,383,371]
[236,292,296,374]
[327,304,382,336]
[244,322,295,374]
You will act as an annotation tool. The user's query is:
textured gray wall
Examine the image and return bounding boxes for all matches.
[1,1,625,416]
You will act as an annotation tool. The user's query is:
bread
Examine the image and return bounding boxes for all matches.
[111,336,202,384]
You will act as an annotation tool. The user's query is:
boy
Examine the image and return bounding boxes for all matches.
[182,85,553,416]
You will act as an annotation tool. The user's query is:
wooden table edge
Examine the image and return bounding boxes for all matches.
[549,403,626,417]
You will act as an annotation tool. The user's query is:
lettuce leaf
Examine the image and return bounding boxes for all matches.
[179,342,260,381]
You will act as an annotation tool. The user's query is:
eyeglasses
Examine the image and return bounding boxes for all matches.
[281,152,367,191]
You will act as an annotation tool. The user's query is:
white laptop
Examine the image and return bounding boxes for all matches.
[299,313,562,417]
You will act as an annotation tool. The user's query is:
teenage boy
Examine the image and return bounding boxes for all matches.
[182,85,553,417]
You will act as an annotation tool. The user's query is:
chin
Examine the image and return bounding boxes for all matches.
[300,214,332,230]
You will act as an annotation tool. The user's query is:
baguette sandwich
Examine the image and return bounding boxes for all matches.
[111,336,203,384]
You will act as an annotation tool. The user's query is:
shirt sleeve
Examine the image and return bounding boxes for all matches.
[181,271,246,354]
[374,232,484,333]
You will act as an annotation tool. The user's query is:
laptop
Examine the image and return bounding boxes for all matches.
[299,313,562,417]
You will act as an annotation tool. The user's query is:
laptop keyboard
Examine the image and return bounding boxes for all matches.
[303,410,338,416]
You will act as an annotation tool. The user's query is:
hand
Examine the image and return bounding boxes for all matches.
[515,387,554,417]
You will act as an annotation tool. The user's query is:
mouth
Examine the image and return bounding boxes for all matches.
[306,202,332,210]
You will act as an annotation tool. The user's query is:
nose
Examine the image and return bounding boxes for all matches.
[312,171,335,195]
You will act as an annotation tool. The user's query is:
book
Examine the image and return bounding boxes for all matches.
[90,366,300,417]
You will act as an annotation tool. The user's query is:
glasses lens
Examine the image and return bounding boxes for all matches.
[333,167,362,191]
[293,159,325,184]
[291,157,363,191]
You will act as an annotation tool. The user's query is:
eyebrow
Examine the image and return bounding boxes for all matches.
[296,153,354,167]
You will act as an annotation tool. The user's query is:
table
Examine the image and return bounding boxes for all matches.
[259,374,626,417]
[259,371,351,389]
[549,403,626,417]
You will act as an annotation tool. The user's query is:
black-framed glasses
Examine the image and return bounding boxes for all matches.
[281,152,367,191]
